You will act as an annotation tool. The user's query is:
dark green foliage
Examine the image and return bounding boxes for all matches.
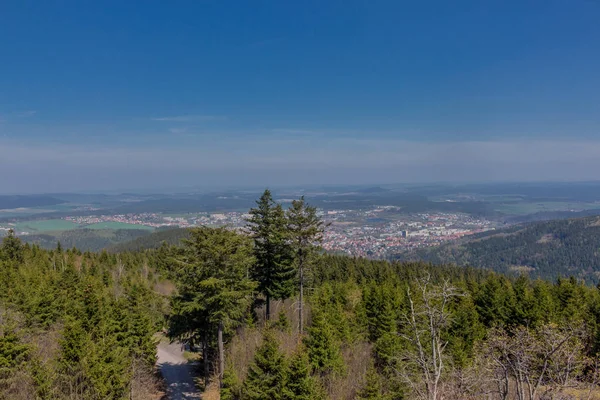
[474,274,516,327]
[274,310,291,332]
[23,228,151,252]
[0,230,24,265]
[363,284,396,342]
[83,334,130,399]
[311,281,363,344]
[446,295,485,368]
[107,227,191,253]
[374,332,403,370]
[0,238,165,399]
[247,189,295,319]
[303,310,344,376]
[169,227,257,384]
[221,364,242,400]
[286,196,326,334]
[0,328,29,372]
[357,364,386,400]
[243,331,288,400]
[171,227,256,329]
[284,350,318,400]
[59,319,87,368]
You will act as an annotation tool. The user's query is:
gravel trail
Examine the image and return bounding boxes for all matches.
[157,340,201,399]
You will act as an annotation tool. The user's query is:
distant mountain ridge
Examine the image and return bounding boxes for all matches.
[0,195,65,209]
[395,215,600,283]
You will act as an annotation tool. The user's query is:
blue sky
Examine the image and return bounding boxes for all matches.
[1,1,599,193]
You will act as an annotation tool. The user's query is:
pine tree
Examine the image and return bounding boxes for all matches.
[303,309,344,376]
[83,334,130,399]
[447,294,485,368]
[0,328,29,372]
[170,227,257,386]
[59,319,87,369]
[0,229,24,265]
[364,284,396,342]
[357,364,385,400]
[286,196,325,334]
[221,364,241,400]
[274,309,291,332]
[475,274,515,327]
[243,330,288,400]
[247,189,295,320]
[284,349,321,400]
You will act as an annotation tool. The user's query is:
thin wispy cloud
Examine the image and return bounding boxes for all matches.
[15,110,36,118]
[0,110,36,121]
[152,115,225,122]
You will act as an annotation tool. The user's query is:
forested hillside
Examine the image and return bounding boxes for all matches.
[22,228,151,252]
[0,231,167,399]
[398,215,600,282]
[106,227,190,253]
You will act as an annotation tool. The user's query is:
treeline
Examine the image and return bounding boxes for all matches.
[0,231,166,399]
[106,227,191,253]
[400,215,600,283]
[161,190,600,399]
[22,228,151,252]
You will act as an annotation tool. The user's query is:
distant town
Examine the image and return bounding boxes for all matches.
[2,205,498,258]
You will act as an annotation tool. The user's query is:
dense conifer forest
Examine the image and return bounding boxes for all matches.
[400,215,600,283]
[3,191,600,399]
[0,231,166,399]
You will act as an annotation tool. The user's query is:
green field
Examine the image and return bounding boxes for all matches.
[85,222,154,231]
[15,219,80,233]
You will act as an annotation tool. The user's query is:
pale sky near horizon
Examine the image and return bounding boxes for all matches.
[1,1,599,193]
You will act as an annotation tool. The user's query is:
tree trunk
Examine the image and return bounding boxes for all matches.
[299,264,304,336]
[266,294,271,321]
[218,321,225,388]
[203,339,209,387]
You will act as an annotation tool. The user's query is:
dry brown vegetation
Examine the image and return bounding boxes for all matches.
[223,298,377,400]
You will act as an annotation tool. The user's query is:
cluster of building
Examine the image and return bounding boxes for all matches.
[64,212,251,229]
[5,206,496,259]
[321,208,496,258]
[65,213,168,228]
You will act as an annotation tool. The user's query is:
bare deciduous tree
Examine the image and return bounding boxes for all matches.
[397,274,462,400]
[481,323,584,400]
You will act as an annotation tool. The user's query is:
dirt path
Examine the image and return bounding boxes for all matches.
[157,340,201,399]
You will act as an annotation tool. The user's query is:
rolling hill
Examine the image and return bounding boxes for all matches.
[0,195,65,209]
[22,228,151,252]
[105,227,191,252]
[395,215,600,282]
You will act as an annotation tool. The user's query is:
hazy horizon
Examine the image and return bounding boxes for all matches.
[1,1,599,192]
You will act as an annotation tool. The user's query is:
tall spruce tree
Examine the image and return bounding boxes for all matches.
[286,196,325,334]
[0,229,24,265]
[170,227,257,386]
[363,284,396,342]
[247,189,294,320]
[303,309,344,376]
[243,330,287,400]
